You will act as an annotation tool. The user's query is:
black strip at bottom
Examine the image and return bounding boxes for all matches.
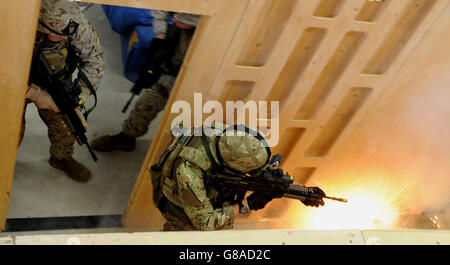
[4,215,122,232]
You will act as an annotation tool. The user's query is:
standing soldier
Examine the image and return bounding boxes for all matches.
[150,124,326,231]
[90,11,200,152]
[22,0,105,182]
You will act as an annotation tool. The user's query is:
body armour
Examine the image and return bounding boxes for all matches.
[152,125,235,212]
[29,33,77,87]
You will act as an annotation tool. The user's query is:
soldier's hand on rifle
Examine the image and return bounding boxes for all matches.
[302,187,326,208]
[26,84,60,113]
[132,67,161,92]
[132,38,168,92]
[246,191,283,211]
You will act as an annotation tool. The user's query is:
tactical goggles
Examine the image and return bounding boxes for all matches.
[39,19,80,36]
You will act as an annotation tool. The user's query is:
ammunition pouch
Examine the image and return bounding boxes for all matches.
[150,163,164,212]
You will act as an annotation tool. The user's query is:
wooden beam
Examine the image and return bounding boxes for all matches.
[83,0,219,15]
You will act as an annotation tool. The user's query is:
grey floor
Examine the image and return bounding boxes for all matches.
[8,4,161,218]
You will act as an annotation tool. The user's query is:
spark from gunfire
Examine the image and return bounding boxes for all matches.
[294,176,418,230]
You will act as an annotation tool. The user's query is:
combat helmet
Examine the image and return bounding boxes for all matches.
[213,124,271,174]
[38,0,83,36]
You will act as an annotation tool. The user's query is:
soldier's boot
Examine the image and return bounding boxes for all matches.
[91,132,136,152]
[49,156,91,183]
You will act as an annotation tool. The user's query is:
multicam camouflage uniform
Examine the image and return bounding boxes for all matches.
[20,0,104,160]
[122,11,200,138]
[152,124,270,231]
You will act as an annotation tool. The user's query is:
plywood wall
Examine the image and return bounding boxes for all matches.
[304,1,450,221]
[0,0,42,230]
[121,0,449,229]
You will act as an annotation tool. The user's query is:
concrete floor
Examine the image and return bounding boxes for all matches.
[9,4,161,218]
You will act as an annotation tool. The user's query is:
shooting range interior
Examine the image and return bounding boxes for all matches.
[0,0,449,245]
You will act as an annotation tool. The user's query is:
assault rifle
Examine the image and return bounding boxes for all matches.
[29,49,98,162]
[122,24,181,113]
[205,154,347,207]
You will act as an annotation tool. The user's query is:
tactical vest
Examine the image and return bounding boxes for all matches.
[29,34,77,87]
[150,126,229,216]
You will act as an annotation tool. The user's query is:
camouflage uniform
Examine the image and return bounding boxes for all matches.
[122,12,199,138]
[20,106,77,159]
[151,10,200,34]
[20,0,104,160]
[152,124,270,231]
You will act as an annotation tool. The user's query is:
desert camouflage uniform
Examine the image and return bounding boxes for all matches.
[122,12,199,138]
[151,10,200,35]
[20,0,104,159]
[153,124,270,231]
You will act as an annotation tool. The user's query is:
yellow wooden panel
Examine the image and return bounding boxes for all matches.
[120,0,449,228]
[0,0,42,230]
[121,0,252,227]
[305,1,450,232]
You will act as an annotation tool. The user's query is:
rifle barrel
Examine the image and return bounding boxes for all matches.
[85,142,98,162]
[122,93,136,113]
[324,196,348,203]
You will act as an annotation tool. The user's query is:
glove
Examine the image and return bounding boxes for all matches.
[246,192,283,211]
[132,67,162,92]
[301,187,325,208]
[26,84,60,113]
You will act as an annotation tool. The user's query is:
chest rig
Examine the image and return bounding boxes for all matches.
[29,34,98,120]
[30,34,77,86]
[152,127,231,211]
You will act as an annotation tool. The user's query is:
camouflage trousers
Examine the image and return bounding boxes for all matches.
[122,74,175,138]
[19,102,75,159]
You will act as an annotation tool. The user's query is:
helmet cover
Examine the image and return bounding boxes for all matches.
[216,125,271,174]
[38,0,83,36]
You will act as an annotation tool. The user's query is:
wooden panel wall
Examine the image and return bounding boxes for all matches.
[0,0,42,230]
[120,0,449,228]
[304,1,450,222]
[84,0,253,227]
[206,0,448,183]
